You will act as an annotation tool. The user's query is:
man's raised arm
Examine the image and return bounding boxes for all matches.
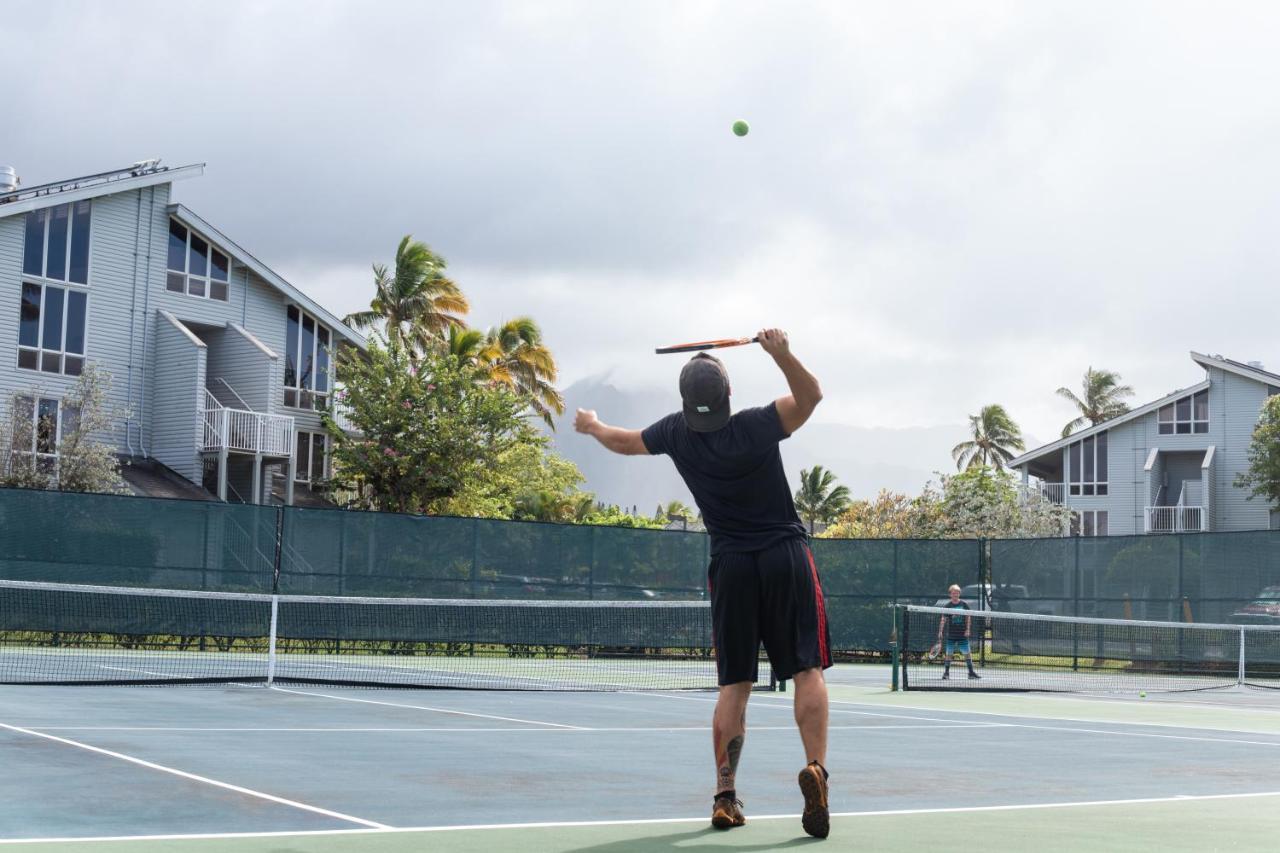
[758,328,823,435]
[574,409,649,456]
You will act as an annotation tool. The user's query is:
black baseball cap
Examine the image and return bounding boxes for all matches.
[680,353,731,432]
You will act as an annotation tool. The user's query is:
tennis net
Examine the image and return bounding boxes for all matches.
[0,579,773,691]
[899,604,1280,693]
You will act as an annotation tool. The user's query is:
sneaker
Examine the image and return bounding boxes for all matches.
[941,671,950,680]
[968,672,982,680]
[711,794,745,829]
[797,761,830,839]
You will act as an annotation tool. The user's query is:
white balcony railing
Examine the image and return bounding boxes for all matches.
[202,390,294,456]
[1144,506,1205,534]
[1019,482,1065,504]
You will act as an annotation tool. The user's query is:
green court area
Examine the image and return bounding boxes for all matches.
[3,669,1279,852]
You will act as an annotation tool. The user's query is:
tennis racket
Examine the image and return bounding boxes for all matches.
[654,336,759,355]
[927,642,942,661]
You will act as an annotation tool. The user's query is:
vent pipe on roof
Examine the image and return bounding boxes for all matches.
[1248,361,1266,370]
[0,166,18,193]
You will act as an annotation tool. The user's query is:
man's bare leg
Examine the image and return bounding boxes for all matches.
[792,666,830,838]
[713,681,752,793]
[710,681,752,828]
[792,667,828,765]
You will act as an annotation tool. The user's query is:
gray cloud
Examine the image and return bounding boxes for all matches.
[4,1,1278,456]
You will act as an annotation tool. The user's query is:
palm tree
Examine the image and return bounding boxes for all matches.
[448,317,564,427]
[1056,367,1135,437]
[952,405,1026,471]
[343,236,470,351]
[794,466,852,534]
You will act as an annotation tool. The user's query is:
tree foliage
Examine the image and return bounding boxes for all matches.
[325,340,536,514]
[343,235,469,350]
[436,443,586,519]
[1,364,128,494]
[952,404,1025,471]
[794,465,852,533]
[821,466,1071,539]
[1056,367,1134,438]
[446,318,564,427]
[1236,395,1280,507]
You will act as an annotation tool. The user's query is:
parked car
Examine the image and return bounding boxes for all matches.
[1229,586,1280,625]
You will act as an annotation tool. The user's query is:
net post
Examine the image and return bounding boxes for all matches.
[901,605,910,690]
[266,594,279,685]
[1238,626,1246,687]
[890,605,900,691]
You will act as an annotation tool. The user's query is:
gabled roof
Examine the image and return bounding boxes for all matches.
[169,204,367,350]
[1191,351,1280,387]
[1011,350,1276,470]
[1008,379,1211,469]
[0,161,204,217]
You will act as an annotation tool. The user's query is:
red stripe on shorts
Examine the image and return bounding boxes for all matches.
[804,545,831,668]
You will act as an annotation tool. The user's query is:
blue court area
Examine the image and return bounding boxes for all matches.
[3,666,1280,851]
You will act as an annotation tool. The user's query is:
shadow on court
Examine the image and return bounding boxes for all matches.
[561,827,823,852]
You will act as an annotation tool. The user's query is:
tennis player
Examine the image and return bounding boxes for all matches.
[937,584,981,680]
[574,328,832,839]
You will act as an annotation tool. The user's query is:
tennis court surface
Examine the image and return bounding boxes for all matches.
[4,666,1280,852]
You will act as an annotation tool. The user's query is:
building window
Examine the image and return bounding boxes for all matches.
[23,202,91,285]
[17,282,87,376]
[8,396,77,477]
[1068,431,1108,496]
[283,306,331,410]
[295,431,328,482]
[167,219,230,302]
[1158,390,1209,434]
[1070,510,1108,537]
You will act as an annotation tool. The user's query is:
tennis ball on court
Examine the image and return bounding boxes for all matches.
[732,120,750,137]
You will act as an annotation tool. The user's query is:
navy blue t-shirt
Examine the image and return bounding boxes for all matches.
[642,402,806,555]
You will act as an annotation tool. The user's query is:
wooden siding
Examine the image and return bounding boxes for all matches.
[150,311,205,481]
[1210,367,1272,531]
[203,324,276,412]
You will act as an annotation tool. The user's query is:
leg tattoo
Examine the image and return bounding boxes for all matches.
[718,735,744,793]
[714,711,746,794]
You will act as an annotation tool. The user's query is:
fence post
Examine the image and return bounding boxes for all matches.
[979,538,988,667]
[272,505,284,595]
[471,517,481,599]
[891,539,900,664]
[1072,535,1080,671]
[588,526,596,600]
[1177,534,1186,672]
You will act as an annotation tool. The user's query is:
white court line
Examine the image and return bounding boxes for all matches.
[823,695,1280,735]
[999,722,1280,749]
[627,691,981,725]
[268,686,588,729]
[0,721,387,829]
[4,789,1280,844]
[19,723,1005,733]
[633,691,1280,746]
[98,665,186,678]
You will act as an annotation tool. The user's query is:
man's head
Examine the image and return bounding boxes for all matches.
[948,584,961,603]
[680,353,731,432]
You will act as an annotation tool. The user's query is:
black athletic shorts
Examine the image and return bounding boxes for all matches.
[707,537,833,685]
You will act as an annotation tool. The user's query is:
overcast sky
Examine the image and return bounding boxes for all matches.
[6,1,1279,448]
